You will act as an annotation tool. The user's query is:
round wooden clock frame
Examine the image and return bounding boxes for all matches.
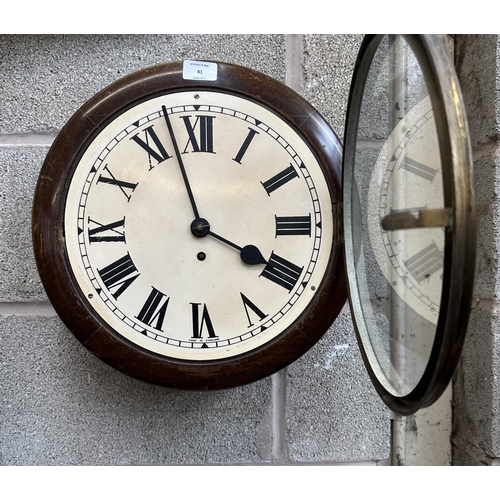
[32,61,347,390]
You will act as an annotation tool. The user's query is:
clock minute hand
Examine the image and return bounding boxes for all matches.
[162,105,200,219]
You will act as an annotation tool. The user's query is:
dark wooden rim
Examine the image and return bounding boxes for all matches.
[343,35,476,414]
[32,61,347,390]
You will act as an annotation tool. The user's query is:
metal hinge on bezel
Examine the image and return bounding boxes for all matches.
[332,203,344,245]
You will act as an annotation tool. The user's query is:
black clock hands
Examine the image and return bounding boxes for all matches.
[164,106,267,267]
[190,218,267,266]
[162,106,200,219]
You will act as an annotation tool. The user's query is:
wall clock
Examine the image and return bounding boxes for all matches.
[32,59,346,391]
[33,35,475,415]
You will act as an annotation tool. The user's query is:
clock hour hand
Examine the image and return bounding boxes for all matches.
[190,218,267,265]
[211,232,268,266]
[162,105,200,219]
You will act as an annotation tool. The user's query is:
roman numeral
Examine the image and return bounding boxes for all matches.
[181,115,215,153]
[405,242,443,283]
[88,217,125,243]
[97,165,138,202]
[97,253,140,299]
[275,215,311,237]
[240,293,267,327]
[190,303,216,339]
[399,155,437,182]
[130,125,172,169]
[136,287,170,331]
[261,165,299,195]
[261,252,303,291]
[233,128,259,164]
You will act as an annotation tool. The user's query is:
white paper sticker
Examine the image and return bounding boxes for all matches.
[183,60,218,81]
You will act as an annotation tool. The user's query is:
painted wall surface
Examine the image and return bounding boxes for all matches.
[0,34,390,466]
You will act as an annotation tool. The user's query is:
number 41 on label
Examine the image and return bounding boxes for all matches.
[183,60,218,81]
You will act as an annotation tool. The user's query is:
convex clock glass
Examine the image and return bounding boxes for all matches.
[343,35,475,414]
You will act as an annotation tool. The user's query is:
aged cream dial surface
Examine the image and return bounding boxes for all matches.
[64,90,333,361]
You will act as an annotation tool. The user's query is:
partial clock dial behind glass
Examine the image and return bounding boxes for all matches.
[343,35,475,414]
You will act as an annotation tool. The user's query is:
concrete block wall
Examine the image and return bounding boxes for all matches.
[0,34,390,465]
[453,34,500,466]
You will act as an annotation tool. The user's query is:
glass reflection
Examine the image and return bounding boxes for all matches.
[351,35,444,396]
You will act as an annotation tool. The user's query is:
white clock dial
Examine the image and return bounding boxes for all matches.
[64,90,334,361]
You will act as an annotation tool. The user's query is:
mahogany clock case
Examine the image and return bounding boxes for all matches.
[32,61,348,390]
